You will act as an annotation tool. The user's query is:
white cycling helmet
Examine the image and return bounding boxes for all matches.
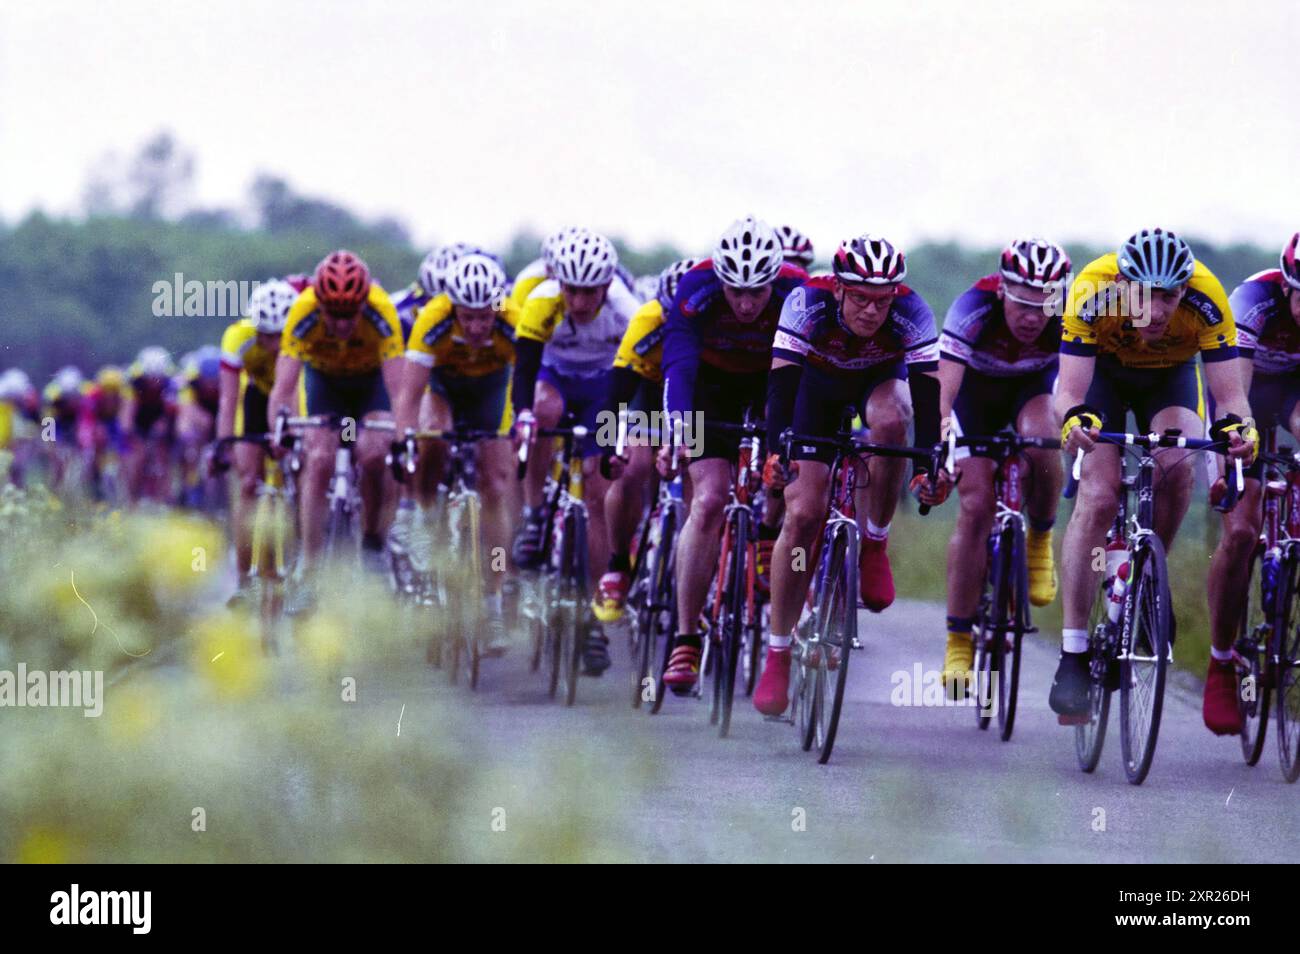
[447,254,508,309]
[0,368,31,401]
[134,346,174,378]
[551,231,619,287]
[712,216,784,288]
[541,226,590,276]
[246,279,298,334]
[52,365,84,393]
[420,242,484,297]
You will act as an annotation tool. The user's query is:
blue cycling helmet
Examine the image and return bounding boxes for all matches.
[1116,228,1195,289]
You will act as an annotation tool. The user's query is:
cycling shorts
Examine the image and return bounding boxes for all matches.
[692,362,768,462]
[1084,355,1202,434]
[538,365,611,457]
[303,366,390,420]
[428,366,511,434]
[789,359,907,464]
[951,365,1056,460]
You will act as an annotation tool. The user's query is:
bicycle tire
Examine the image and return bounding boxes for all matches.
[973,530,1002,731]
[650,533,678,715]
[1119,536,1171,785]
[635,506,673,709]
[1238,546,1270,765]
[464,493,483,691]
[999,523,1027,741]
[816,524,857,764]
[1074,571,1113,772]
[1273,549,1300,782]
[718,510,749,738]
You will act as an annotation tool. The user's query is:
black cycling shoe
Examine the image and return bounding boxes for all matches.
[1049,650,1092,717]
[581,625,611,676]
[511,513,546,569]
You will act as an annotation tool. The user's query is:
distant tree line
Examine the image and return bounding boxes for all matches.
[0,130,1285,383]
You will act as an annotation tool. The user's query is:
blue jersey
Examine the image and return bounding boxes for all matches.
[662,260,808,415]
[939,274,1060,376]
[1230,269,1300,375]
[392,281,433,340]
[772,275,938,374]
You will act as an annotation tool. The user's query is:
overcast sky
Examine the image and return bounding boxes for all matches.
[2,0,1296,255]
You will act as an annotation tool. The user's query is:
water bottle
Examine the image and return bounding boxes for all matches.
[1105,540,1130,625]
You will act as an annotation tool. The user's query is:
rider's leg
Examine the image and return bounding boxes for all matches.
[944,457,995,685]
[414,388,441,509]
[299,427,336,565]
[357,411,396,542]
[1148,404,1204,553]
[231,440,264,577]
[1018,391,1065,605]
[858,376,912,611]
[522,380,563,509]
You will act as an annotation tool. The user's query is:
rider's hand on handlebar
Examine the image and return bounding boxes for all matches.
[909,469,954,507]
[655,443,687,478]
[762,452,797,491]
[1061,404,1103,456]
[600,449,628,480]
[511,409,535,452]
[1211,413,1259,463]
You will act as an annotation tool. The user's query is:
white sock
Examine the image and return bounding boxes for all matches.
[769,634,792,651]
[1062,629,1089,654]
[1210,645,1234,662]
[865,519,890,542]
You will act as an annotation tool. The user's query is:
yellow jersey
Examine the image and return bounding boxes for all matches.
[515,278,636,377]
[405,293,519,378]
[1062,254,1236,368]
[282,284,404,376]
[613,299,666,384]
[220,319,277,395]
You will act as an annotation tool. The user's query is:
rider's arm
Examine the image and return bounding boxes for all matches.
[909,370,941,461]
[391,357,430,436]
[380,355,405,418]
[1204,357,1252,423]
[510,338,544,416]
[661,301,701,419]
[268,354,303,421]
[764,357,803,456]
[936,356,965,428]
[216,366,240,440]
[1052,351,1095,428]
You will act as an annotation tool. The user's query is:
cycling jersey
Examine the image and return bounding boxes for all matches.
[510,258,549,309]
[1230,269,1300,374]
[772,276,939,374]
[613,299,667,384]
[282,284,404,376]
[515,278,638,377]
[940,275,1059,376]
[405,293,518,378]
[1061,254,1236,368]
[662,260,809,416]
[391,281,433,339]
[220,319,277,395]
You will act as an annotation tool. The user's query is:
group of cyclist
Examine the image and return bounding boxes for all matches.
[6,218,1300,746]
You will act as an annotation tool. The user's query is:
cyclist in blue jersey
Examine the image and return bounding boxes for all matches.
[659,215,809,694]
[753,234,946,715]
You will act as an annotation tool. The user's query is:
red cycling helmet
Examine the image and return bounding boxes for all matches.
[313,251,371,311]
[1280,232,1300,291]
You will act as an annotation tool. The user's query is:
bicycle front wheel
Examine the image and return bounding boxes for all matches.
[1119,537,1171,785]
[1238,546,1270,765]
[1273,550,1300,782]
[1075,575,1114,772]
[814,524,857,764]
[998,524,1027,741]
[717,510,749,738]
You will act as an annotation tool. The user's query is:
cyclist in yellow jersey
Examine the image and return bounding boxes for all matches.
[595,257,699,622]
[391,254,517,650]
[509,227,584,309]
[1051,229,1257,718]
[220,279,295,604]
[269,251,404,574]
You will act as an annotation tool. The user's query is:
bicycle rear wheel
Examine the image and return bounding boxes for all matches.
[814,524,857,764]
[1119,537,1171,785]
[634,506,674,709]
[1075,575,1113,772]
[1274,550,1300,782]
[1237,546,1270,765]
[973,530,1005,731]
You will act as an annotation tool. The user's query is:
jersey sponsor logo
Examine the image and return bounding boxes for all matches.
[422,317,454,348]
[1182,288,1222,326]
[633,326,665,356]
[363,306,396,339]
[292,310,320,338]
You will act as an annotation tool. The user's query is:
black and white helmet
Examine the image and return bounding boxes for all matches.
[832,234,907,285]
[657,257,702,308]
[420,242,482,296]
[446,254,507,309]
[999,238,1071,289]
[712,216,784,288]
[776,224,814,268]
[246,279,299,334]
[551,231,619,287]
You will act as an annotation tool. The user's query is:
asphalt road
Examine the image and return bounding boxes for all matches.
[384,596,1298,863]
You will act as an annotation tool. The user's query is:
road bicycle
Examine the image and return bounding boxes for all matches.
[1068,430,1241,785]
